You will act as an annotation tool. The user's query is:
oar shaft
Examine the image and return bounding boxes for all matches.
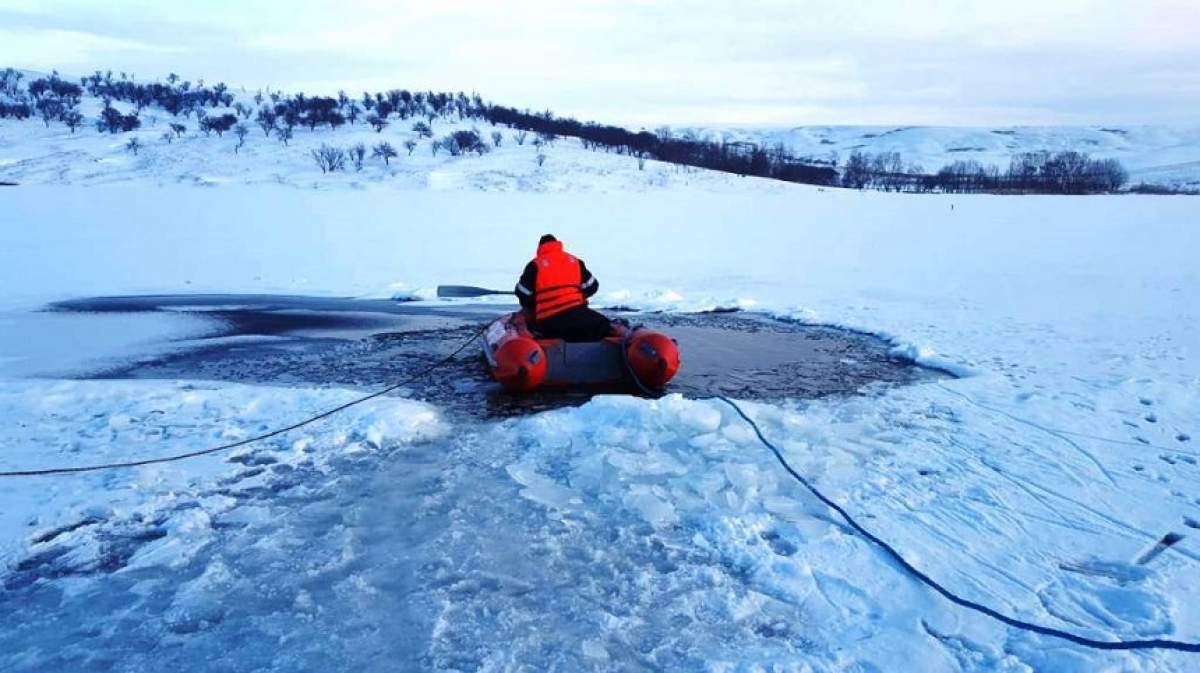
[437,285,517,298]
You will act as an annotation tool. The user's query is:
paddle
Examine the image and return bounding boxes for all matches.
[437,285,516,298]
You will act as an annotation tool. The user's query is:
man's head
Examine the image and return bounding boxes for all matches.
[539,234,557,245]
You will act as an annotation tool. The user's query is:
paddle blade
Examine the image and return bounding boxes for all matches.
[437,285,513,298]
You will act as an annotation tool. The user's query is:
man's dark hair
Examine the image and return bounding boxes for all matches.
[539,234,557,245]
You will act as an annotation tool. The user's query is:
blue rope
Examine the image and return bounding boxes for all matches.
[715,395,1200,654]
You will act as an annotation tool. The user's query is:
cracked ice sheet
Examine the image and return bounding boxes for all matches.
[3,384,1194,671]
[0,379,446,577]
[489,392,1200,672]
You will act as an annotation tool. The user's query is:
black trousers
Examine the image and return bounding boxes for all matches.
[535,306,612,342]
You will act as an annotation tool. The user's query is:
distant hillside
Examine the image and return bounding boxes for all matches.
[686,125,1200,190]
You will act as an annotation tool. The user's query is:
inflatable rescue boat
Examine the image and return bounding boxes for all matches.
[482,312,680,392]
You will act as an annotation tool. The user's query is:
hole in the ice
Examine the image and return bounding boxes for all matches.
[46,294,953,419]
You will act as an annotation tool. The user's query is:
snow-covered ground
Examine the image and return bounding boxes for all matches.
[689,125,1200,190]
[2,179,1198,670]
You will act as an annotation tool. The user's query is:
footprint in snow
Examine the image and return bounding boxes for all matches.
[1184,518,1200,530]
[1144,413,1158,424]
[1178,433,1192,443]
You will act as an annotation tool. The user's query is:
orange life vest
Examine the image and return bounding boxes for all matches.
[533,240,586,321]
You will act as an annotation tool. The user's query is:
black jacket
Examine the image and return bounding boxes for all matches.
[515,258,599,312]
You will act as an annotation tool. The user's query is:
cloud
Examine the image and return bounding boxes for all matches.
[0,27,183,69]
[1,0,1197,125]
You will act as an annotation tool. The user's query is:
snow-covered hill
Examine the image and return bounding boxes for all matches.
[0,79,781,192]
[688,125,1200,190]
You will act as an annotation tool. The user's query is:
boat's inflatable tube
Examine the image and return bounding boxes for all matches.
[482,312,679,392]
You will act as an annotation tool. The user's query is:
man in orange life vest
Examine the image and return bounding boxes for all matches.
[514,234,612,342]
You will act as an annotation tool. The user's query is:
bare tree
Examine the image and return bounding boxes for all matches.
[841,151,871,189]
[366,113,388,132]
[311,144,346,173]
[276,125,293,146]
[234,122,249,154]
[403,139,417,155]
[491,130,503,147]
[125,137,142,155]
[349,143,366,171]
[513,130,527,145]
[255,107,277,136]
[372,141,398,165]
[63,110,84,133]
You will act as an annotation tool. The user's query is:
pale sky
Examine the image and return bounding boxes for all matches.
[0,0,1197,127]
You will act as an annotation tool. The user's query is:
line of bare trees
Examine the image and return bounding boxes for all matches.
[841,150,1129,194]
[481,105,839,184]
